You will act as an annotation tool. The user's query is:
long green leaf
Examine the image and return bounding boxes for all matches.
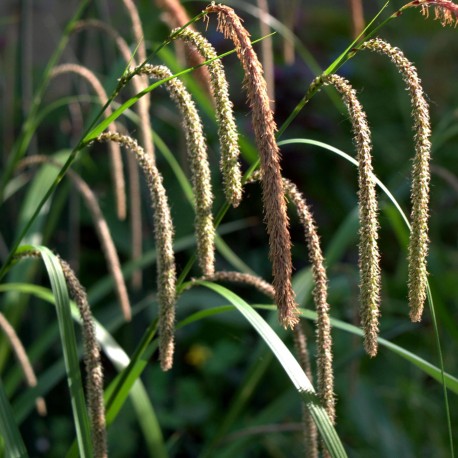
[256,306,458,394]
[193,281,347,458]
[0,282,166,457]
[14,246,92,457]
[278,137,454,455]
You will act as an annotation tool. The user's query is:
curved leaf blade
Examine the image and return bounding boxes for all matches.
[194,280,347,458]
[15,246,92,458]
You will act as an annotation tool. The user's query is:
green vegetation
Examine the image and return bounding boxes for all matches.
[0,0,457,456]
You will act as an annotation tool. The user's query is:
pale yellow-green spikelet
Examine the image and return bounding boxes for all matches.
[127,64,215,277]
[58,257,107,458]
[172,27,243,208]
[13,250,107,458]
[360,38,431,323]
[96,132,177,371]
[205,3,299,328]
[323,73,381,357]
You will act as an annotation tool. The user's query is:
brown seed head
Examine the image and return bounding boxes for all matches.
[204,3,299,328]
[404,0,458,26]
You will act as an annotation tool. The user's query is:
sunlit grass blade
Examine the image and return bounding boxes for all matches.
[255,306,458,394]
[0,281,165,457]
[0,377,28,458]
[192,280,347,458]
[68,317,166,458]
[14,246,92,457]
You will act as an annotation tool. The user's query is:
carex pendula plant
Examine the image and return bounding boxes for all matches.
[1,0,457,456]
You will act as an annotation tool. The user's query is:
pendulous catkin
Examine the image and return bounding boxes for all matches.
[281,178,335,423]
[96,132,177,371]
[172,27,243,208]
[321,73,381,357]
[247,171,335,422]
[360,38,431,323]
[204,3,299,328]
[129,64,216,277]
[404,0,458,26]
[58,258,107,458]
[14,251,107,457]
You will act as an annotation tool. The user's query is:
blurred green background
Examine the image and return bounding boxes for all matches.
[0,0,457,456]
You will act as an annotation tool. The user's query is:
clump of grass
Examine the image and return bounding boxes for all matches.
[96,132,177,371]
[360,38,431,323]
[204,3,299,328]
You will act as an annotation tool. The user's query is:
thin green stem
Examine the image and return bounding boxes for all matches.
[427,287,455,458]
[278,0,396,138]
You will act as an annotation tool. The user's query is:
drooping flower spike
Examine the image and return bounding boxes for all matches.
[401,0,458,26]
[360,38,431,322]
[13,251,107,458]
[97,132,177,371]
[171,27,243,208]
[126,64,216,277]
[317,74,381,358]
[204,3,299,328]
